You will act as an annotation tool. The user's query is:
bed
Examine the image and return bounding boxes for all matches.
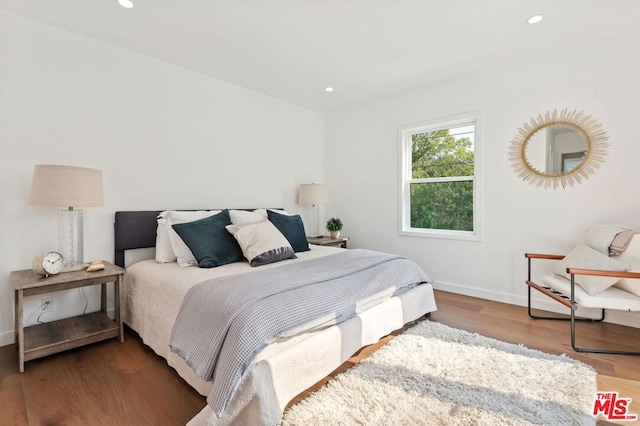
[114,209,437,425]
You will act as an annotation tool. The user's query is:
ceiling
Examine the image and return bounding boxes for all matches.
[2,0,639,112]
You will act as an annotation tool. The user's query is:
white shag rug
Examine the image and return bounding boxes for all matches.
[281,320,596,426]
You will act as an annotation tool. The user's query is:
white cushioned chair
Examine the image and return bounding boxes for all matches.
[525,234,640,355]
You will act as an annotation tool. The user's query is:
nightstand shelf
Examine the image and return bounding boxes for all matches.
[11,261,125,372]
[307,236,349,249]
[23,312,119,361]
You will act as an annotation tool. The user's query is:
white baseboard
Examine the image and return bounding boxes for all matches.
[432,280,640,329]
[0,307,116,348]
[0,330,14,347]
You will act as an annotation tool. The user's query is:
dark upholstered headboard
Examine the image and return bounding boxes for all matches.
[114,211,162,267]
[113,209,280,268]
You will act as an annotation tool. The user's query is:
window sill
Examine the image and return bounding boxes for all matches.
[399,228,482,242]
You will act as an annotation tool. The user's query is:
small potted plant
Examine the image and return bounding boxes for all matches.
[326,217,343,238]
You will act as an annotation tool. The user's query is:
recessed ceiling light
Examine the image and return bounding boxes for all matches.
[527,14,543,24]
[325,87,334,93]
[118,0,135,9]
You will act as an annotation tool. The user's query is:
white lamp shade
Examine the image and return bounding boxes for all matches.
[298,183,329,205]
[29,164,104,208]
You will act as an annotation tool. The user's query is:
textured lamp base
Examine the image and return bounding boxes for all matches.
[58,209,85,270]
[310,204,323,238]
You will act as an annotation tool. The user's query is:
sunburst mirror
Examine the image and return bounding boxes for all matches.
[508,108,609,189]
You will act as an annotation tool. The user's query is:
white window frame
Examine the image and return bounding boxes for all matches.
[398,111,482,241]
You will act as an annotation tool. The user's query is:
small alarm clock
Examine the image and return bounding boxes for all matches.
[32,251,65,277]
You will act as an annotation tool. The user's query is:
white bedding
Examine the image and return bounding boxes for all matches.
[122,245,437,425]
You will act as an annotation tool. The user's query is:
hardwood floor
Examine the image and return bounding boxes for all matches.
[1,290,638,425]
[0,327,204,425]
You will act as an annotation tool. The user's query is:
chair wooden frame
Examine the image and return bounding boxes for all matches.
[525,252,640,355]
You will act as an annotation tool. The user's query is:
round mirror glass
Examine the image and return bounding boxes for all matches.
[508,109,608,189]
[524,124,588,175]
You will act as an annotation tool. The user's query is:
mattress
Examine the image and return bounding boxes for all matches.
[122,245,437,425]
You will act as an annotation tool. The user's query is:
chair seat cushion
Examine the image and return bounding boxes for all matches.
[543,275,640,311]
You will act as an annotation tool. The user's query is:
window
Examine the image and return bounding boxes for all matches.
[399,112,480,240]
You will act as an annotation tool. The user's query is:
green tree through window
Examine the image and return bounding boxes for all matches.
[401,118,477,236]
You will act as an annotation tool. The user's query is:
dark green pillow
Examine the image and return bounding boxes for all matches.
[172,210,243,268]
[267,210,310,253]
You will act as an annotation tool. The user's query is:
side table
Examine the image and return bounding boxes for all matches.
[11,261,125,372]
[307,236,349,249]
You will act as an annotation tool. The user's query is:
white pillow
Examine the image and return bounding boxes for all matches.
[226,221,296,267]
[552,244,631,296]
[155,212,177,263]
[229,209,267,225]
[613,268,640,298]
[253,208,289,218]
[166,210,222,267]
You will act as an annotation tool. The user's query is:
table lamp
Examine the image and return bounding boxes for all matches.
[298,183,329,238]
[28,164,104,271]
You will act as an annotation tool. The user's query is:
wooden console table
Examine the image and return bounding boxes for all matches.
[11,261,125,372]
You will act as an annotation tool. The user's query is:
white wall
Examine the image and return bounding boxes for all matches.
[325,33,640,328]
[2,11,638,350]
[0,12,324,345]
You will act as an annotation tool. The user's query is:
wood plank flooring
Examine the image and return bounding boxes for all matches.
[1,289,638,425]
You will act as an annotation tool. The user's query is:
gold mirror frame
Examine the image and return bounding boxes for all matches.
[508,108,609,189]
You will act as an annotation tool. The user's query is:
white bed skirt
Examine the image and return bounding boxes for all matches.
[186,283,436,426]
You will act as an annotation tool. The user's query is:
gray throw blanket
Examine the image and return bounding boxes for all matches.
[169,249,431,416]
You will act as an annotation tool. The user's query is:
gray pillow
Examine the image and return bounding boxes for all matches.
[552,244,631,296]
[226,221,296,267]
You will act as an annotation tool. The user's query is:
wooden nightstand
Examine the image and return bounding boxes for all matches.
[307,236,349,249]
[11,261,125,372]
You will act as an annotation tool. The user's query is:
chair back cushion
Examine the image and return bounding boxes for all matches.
[614,234,640,297]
